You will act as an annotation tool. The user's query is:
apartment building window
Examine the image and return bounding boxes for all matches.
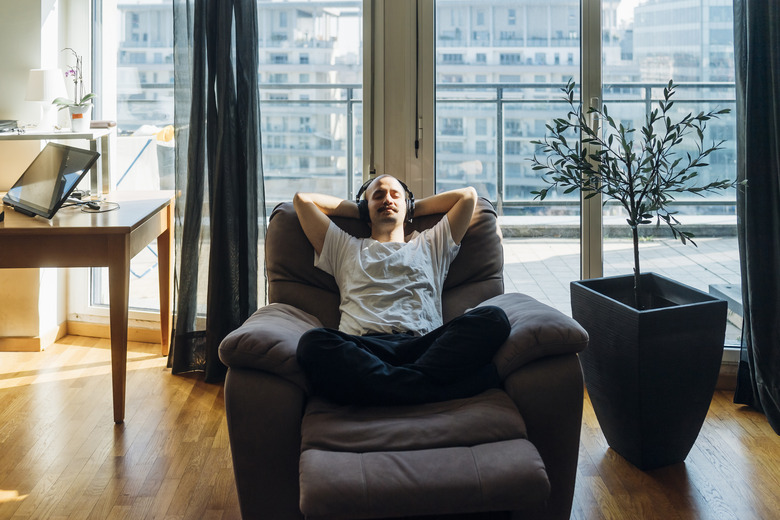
[500,53,522,65]
[440,118,464,136]
[505,141,523,155]
[442,53,464,64]
[505,120,522,137]
[271,53,289,64]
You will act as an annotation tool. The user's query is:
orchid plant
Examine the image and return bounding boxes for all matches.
[52,48,96,110]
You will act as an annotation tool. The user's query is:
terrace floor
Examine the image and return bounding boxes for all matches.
[501,235,742,342]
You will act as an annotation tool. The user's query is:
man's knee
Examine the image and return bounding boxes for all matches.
[469,305,511,339]
[297,327,336,365]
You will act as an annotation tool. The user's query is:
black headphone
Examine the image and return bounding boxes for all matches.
[355,176,415,224]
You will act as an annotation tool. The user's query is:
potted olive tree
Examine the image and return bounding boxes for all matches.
[530,79,743,470]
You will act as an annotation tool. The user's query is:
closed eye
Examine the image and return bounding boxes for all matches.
[372,189,402,200]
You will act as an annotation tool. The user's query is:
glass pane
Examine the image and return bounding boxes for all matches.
[602,0,740,342]
[435,0,581,315]
[93,0,175,312]
[259,2,363,209]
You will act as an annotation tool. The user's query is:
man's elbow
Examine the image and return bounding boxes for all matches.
[460,186,478,210]
[463,186,478,202]
[293,192,311,211]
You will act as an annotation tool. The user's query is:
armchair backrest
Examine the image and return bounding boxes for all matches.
[266,197,504,329]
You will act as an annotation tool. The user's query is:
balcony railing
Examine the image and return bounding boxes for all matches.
[436,81,737,214]
[255,82,736,215]
[118,82,736,215]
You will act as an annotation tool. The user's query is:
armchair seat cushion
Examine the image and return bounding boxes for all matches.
[302,388,527,452]
[299,390,550,519]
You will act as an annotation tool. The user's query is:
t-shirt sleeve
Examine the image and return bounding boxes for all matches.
[314,220,352,276]
[423,215,461,276]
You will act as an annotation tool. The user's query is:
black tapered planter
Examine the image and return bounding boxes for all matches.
[571,273,727,470]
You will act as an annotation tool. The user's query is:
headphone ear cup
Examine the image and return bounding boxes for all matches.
[357,199,369,223]
[406,198,414,223]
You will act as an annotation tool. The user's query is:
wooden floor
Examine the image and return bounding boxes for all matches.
[1,336,779,520]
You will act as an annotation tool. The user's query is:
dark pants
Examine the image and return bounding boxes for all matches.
[296,306,511,406]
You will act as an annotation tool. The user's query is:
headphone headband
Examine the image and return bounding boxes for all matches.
[355,176,415,224]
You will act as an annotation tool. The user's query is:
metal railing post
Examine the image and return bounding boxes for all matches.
[347,87,355,199]
[496,86,504,215]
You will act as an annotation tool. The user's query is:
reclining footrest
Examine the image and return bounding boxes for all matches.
[299,439,550,519]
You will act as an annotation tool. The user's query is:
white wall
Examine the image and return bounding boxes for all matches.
[0,2,51,189]
[0,0,88,347]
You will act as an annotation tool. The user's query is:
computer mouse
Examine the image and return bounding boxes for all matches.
[85,202,101,210]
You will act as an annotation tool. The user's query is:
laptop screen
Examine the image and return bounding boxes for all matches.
[2,143,100,219]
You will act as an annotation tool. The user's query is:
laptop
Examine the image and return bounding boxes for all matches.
[2,143,100,219]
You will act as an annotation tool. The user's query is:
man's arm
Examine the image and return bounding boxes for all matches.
[293,192,359,254]
[413,187,477,244]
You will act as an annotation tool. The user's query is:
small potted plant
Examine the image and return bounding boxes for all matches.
[530,79,743,470]
[52,48,96,132]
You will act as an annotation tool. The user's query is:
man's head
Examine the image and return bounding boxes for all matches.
[356,175,415,228]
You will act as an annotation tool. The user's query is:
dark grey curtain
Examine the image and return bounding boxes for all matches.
[170,0,265,382]
[733,0,780,433]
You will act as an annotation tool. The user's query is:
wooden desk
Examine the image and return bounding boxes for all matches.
[0,192,174,423]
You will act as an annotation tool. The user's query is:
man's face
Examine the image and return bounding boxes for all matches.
[366,175,407,226]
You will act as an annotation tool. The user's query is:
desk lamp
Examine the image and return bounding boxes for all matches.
[25,69,67,130]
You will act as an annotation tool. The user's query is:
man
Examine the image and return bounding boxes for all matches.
[293,175,510,406]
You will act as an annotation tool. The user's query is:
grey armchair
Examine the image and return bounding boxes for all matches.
[219,198,588,519]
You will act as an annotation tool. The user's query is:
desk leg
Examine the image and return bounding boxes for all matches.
[108,235,131,424]
[158,202,174,356]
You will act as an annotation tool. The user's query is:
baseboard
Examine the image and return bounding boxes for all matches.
[716,347,740,391]
[0,322,68,352]
[66,321,163,344]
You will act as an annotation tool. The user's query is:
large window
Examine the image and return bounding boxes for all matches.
[87,0,175,316]
[435,0,580,214]
[601,0,740,341]
[431,0,739,336]
[258,1,363,207]
[84,0,739,340]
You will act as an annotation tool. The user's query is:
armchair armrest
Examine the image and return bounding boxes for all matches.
[480,294,589,380]
[218,303,322,392]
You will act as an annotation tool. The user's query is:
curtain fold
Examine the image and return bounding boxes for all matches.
[733,0,780,433]
[171,0,265,383]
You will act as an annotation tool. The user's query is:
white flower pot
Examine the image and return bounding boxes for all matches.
[69,105,91,132]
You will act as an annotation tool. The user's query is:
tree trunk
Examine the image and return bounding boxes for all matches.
[632,225,642,309]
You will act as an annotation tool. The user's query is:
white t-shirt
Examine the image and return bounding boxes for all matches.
[314,216,460,336]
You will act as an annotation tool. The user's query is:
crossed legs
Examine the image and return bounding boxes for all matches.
[296,306,511,405]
